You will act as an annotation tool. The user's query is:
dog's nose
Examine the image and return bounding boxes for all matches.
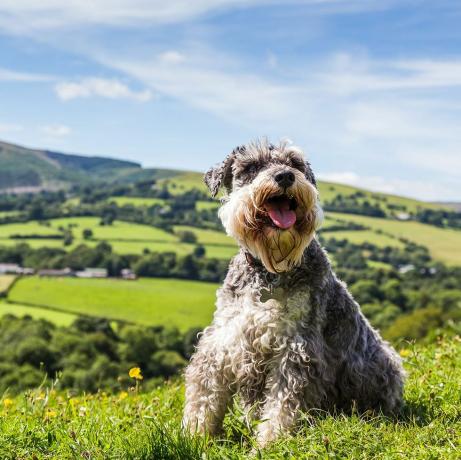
[274,171,295,188]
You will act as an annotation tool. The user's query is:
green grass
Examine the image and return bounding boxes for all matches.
[160,171,207,195]
[174,225,235,246]
[318,181,443,213]
[196,201,220,211]
[0,301,77,326]
[0,336,459,459]
[0,211,20,218]
[8,277,218,331]
[329,212,461,265]
[0,217,237,259]
[320,229,404,248]
[108,196,167,207]
[0,275,16,295]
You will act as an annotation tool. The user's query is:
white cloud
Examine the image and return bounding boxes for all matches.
[55,78,152,102]
[39,124,71,137]
[0,123,24,134]
[320,54,461,94]
[0,1,397,33]
[159,51,185,64]
[97,51,293,126]
[0,67,54,82]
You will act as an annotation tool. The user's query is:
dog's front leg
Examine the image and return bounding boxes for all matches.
[183,333,232,436]
[256,342,310,447]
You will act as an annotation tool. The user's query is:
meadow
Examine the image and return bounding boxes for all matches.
[328,212,461,265]
[0,336,459,459]
[0,300,77,326]
[8,277,218,330]
[0,275,16,295]
[0,216,237,259]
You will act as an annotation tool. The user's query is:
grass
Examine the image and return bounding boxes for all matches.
[196,201,220,211]
[329,212,461,265]
[0,211,20,218]
[160,171,207,195]
[8,277,218,331]
[0,301,77,326]
[317,181,443,213]
[0,336,459,459]
[174,225,235,246]
[0,217,237,259]
[320,229,404,248]
[0,275,16,295]
[108,197,167,207]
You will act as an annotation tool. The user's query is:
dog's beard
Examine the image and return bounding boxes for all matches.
[219,170,322,273]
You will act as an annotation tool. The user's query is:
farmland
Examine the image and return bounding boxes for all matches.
[8,277,218,330]
[328,212,461,265]
[0,217,237,259]
[0,300,77,326]
[0,275,16,295]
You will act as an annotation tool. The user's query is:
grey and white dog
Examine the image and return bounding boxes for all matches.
[183,140,404,446]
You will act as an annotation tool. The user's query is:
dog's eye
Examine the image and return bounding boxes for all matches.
[247,164,258,174]
[289,158,306,172]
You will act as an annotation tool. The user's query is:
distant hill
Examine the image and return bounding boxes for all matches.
[0,140,178,192]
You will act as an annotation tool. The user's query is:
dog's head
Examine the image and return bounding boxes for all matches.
[205,139,323,273]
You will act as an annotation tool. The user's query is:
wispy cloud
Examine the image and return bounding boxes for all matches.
[0,1,401,33]
[0,67,54,82]
[96,49,293,125]
[0,123,24,134]
[39,124,71,137]
[319,54,461,94]
[55,78,152,102]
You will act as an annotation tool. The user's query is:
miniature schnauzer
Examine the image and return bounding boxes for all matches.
[183,140,404,447]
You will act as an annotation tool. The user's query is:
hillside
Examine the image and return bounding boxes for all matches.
[0,140,178,191]
[0,336,459,459]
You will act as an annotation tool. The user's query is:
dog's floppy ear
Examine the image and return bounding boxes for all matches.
[305,160,317,188]
[204,146,243,197]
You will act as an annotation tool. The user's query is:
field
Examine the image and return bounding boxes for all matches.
[0,300,77,326]
[8,277,218,330]
[0,275,16,295]
[0,336,459,459]
[0,217,238,259]
[108,196,167,207]
[328,212,461,265]
[317,181,444,213]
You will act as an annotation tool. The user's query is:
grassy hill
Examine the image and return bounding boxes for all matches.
[0,140,179,191]
[0,336,459,459]
[7,277,217,330]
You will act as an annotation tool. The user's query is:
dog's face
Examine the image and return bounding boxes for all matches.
[205,140,323,273]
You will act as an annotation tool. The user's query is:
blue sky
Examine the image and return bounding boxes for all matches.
[0,0,460,200]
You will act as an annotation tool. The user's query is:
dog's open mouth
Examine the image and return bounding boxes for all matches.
[263,194,298,230]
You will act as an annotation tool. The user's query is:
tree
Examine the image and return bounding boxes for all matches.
[177,230,197,244]
[82,228,93,240]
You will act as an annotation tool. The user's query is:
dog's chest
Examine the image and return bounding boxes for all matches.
[234,287,311,354]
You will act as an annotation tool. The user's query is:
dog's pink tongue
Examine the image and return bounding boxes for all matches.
[266,198,296,229]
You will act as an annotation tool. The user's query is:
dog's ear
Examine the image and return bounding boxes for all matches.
[305,160,317,188]
[204,146,243,197]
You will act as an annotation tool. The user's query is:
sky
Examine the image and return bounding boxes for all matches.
[0,0,460,201]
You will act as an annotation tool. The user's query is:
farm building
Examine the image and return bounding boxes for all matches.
[75,268,108,278]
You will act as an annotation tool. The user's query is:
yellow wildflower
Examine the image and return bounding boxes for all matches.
[129,367,143,380]
[399,349,411,357]
[3,398,13,408]
[45,409,57,418]
[118,391,128,401]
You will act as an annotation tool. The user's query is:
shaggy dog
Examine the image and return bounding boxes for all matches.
[183,140,404,446]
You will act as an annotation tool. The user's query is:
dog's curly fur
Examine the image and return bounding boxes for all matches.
[183,140,405,446]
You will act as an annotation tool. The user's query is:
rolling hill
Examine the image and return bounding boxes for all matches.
[0,140,179,191]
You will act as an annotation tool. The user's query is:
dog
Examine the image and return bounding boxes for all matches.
[183,140,404,447]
